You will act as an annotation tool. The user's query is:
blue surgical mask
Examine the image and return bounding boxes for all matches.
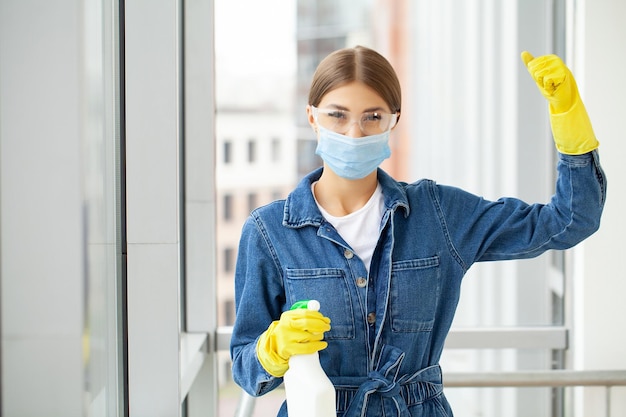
[315,126,391,180]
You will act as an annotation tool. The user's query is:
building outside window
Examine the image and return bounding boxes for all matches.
[222,194,233,221]
[212,1,624,416]
[271,137,281,162]
[247,139,256,163]
[247,192,257,214]
[223,140,232,164]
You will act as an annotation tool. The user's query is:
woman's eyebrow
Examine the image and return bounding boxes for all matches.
[324,104,349,111]
[363,106,386,112]
[324,104,387,112]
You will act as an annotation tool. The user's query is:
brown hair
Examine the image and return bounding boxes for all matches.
[308,45,401,114]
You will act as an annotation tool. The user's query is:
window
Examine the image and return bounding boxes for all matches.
[247,139,256,163]
[271,190,284,201]
[223,140,232,164]
[214,1,576,416]
[271,137,281,162]
[247,192,257,213]
[223,247,234,273]
[223,194,233,221]
[224,299,235,326]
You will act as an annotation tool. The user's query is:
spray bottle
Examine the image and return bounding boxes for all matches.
[283,300,337,417]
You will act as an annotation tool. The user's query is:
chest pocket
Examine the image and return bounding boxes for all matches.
[285,268,355,340]
[390,256,440,332]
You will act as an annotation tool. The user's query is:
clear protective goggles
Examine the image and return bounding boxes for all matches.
[311,106,398,136]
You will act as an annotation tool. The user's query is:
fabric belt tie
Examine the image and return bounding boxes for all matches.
[331,345,443,417]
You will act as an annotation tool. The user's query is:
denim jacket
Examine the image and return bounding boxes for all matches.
[231,151,606,417]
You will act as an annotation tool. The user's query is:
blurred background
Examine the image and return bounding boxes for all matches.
[1,0,625,416]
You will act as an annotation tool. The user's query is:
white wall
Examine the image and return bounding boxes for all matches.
[124,0,218,414]
[124,1,184,415]
[0,1,85,415]
[575,0,626,414]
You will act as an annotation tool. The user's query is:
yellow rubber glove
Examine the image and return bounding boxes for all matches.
[521,51,599,155]
[256,307,331,377]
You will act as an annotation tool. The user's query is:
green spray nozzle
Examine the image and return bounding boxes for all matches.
[290,300,320,311]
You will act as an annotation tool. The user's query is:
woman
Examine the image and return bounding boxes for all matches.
[230,46,606,416]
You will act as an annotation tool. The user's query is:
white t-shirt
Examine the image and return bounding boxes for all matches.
[312,182,384,274]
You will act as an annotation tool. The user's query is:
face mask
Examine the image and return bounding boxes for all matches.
[315,126,391,180]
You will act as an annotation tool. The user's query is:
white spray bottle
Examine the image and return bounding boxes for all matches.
[283,300,336,417]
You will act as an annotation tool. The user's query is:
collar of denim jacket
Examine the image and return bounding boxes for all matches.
[282,167,410,229]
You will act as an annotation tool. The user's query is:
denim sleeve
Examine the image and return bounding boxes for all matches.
[230,214,285,397]
[437,150,606,264]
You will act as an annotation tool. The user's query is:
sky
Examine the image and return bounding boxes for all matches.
[214,0,297,78]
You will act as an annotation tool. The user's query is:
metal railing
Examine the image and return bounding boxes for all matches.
[233,370,626,417]
[444,369,626,388]
[447,370,626,417]
[218,327,626,417]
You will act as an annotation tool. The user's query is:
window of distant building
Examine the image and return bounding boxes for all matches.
[247,192,258,214]
[247,139,256,163]
[271,190,283,201]
[224,299,235,326]
[223,194,233,221]
[223,247,234,273]
[271,137,281,162]
[223,140,232,164]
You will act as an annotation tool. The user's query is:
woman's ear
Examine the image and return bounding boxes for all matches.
[306,105,317,133]
[392,112,401,130]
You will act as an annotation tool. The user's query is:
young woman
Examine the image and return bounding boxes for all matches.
[230,46,606,416]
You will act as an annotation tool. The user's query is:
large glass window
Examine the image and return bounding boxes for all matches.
[215,0,568,416]
[82,0,124,414]
[82,0,125,416]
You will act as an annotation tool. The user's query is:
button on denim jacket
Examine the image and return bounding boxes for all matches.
[231,151,606,417]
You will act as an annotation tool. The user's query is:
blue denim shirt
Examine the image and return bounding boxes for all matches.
[231,151,606,417]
